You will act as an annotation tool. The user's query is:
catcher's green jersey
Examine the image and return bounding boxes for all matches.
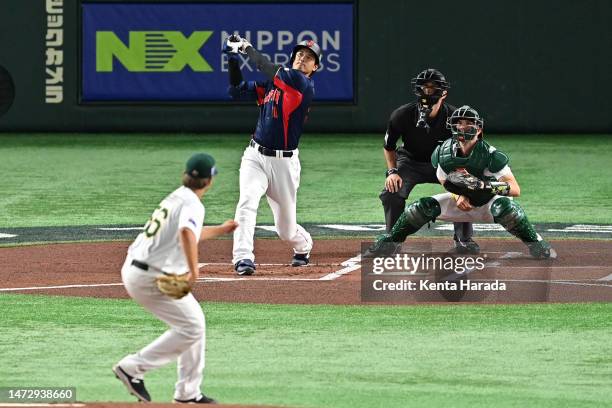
[431,138,509,180]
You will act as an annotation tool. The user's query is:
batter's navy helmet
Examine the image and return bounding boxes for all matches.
[289,40,322,66]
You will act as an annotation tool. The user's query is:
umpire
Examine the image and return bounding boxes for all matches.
[380,68,478,253]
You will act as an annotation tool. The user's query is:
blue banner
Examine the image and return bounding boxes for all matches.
[81,3,354,102]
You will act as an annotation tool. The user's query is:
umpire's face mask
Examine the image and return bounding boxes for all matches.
[415,82,446,128]
[416,82,444,109]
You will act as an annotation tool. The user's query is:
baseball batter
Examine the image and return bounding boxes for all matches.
[369,106,555,258]
[224,34,319,275]
[113,153,237,404]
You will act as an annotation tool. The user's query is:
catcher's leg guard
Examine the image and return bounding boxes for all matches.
[391,197,441,241]
[491,197,554,258]
[367,198,441,257]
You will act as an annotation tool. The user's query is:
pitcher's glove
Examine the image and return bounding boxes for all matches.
[156,273,192,299]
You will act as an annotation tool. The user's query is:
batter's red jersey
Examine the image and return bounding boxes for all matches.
[235,68,314,151]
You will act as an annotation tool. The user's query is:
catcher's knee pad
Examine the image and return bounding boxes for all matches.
[390,197,441,241]
[414,197,442,219]
[491,197,524,228]
[491,197,539,242]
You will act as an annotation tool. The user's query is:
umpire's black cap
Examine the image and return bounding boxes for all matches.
[290,40,322,66]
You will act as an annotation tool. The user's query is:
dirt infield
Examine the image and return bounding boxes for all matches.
[1,238,611,303]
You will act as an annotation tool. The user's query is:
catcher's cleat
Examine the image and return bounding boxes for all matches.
[291,253,310,267]
[112,364,151,402]
[454,238,480,255]
[527,240,557,259]
[363,240,401,258]
[234,259,256,276]
[174,393,217,404]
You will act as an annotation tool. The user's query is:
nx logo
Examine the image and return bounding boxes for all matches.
[96,31,213,72]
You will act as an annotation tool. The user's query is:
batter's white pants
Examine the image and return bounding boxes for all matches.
[433,193,509,222]
[117,258,206,401]
[232,145,313,264]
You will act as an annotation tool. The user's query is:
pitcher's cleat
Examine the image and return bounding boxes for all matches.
[112,364,151,402]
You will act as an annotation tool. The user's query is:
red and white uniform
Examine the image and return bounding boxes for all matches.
[231,67,314,264]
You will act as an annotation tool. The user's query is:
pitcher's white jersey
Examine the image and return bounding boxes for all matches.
[129,186,204,273]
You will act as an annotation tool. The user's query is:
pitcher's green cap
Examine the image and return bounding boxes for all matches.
[185,153,218,179]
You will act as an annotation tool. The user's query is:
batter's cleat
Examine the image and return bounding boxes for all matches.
[234,259,256,276]
[454,238,480,254]
[112,364,151,402]
[174,393,217,404]
[527,240,557,259]
[291,253,310,267]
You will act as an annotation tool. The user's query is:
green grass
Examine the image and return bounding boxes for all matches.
[0,294,611,407]
[0,133,611,227]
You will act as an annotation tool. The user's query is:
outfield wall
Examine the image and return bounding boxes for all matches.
[0,0,610,133]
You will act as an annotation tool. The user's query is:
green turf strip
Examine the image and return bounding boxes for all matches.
[0,134,611,227]
[0,294,610,407]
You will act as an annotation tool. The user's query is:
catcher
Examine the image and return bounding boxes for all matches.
[113,153,238,404]
[369,105,555,259]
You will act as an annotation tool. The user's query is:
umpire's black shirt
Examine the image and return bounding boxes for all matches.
[384,102,456,163]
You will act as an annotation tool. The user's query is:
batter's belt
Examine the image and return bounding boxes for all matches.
[250,139,294,158]
[131,259,150,270]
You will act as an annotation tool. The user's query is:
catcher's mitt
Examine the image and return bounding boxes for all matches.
[444,171,510,207]
[156,273,192,299]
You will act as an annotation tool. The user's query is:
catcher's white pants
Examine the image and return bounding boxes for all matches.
[232,145,313,264]
[117,257,206,401]
[433,193,509,222]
